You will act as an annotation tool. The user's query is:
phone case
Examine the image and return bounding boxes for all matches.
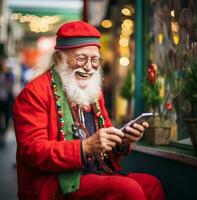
[120,113,154,132]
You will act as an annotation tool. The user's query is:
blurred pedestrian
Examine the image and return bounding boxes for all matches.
[0,45,14,144]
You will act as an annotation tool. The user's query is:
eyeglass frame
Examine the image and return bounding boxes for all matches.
[73,54,103,67]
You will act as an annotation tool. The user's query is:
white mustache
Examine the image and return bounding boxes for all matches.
[72,68,96,76]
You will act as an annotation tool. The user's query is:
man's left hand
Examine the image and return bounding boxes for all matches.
[121,122,149,145]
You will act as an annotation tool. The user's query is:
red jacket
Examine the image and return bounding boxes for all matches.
[13,71,121,200]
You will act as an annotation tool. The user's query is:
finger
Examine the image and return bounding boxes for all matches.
[104,133,122,144]
[124,133,142,142]
[132,123,145,132]
[104,146,113,152]
[105,140,117,148]
[124,132,138,139]
[100,139,115,152]
[105,127,124,137]
[125,126,143,137]
[142,122,149,128]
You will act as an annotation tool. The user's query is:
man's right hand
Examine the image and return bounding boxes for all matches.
[82,127,124,156]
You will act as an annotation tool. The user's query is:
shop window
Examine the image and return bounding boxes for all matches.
[147,0,197,150]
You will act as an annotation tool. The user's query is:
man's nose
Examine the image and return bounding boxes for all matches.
[83,59,92,71]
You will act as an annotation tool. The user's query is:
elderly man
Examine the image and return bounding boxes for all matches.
[13,21,165,200]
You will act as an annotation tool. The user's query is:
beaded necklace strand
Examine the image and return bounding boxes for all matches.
[51,69,66,140]
[50,68,106,141]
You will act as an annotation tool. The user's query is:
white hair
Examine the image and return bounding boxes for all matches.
[31,50,55,80]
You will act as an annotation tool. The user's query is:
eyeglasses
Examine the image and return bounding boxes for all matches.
[75,55,103,67]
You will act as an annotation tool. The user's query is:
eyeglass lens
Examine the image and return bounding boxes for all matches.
[76,55,103,67]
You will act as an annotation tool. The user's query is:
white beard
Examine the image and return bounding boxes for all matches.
[56,56,102,106]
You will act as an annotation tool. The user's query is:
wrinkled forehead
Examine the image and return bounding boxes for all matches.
[63,46,100,57]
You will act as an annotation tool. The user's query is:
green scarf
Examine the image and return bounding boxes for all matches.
[52,67,81,196]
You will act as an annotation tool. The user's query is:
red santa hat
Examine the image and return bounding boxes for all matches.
[55,21,101,49]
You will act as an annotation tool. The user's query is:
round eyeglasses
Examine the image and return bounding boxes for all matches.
[75,55,103,67]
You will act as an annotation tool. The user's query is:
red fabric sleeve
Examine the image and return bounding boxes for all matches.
[13,86,84,172]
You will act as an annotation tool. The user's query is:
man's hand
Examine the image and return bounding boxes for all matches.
[82,127,124,156]
[121,122,149,145]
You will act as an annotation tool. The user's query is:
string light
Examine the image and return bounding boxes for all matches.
[11,13,61,33]
[119,57,129,66]
[101,19,112,29]
[171,10,175,17]
[158,33,163,44]
[172,32,179,45]
[171,21,179,45]
[121,8,131,16]
[119,38,129,47]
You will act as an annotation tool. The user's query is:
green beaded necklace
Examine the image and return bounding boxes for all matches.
[50,66,106,141]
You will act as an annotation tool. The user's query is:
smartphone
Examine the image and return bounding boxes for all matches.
[120,112,154,132]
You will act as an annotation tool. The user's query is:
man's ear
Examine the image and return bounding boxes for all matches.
[54,50,63,65]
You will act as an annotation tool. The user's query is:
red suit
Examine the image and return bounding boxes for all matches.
[13,71,165,200]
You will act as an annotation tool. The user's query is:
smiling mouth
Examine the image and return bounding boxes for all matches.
[75,71,93,80]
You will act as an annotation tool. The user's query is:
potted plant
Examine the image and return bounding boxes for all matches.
[182,59,197,154]
[142,63,174,145]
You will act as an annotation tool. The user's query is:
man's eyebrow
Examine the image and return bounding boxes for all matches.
[75,53,100,57]
[75,53,87,57]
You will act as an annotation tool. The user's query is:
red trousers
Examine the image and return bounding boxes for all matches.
[66,173,166,200]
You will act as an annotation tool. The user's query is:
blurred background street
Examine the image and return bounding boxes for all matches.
[0,124,17,200]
